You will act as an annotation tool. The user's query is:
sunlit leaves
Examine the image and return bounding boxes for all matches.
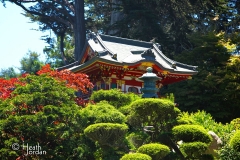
[0,77,24,99]
[37,64,93,93]
[0,71,88,158]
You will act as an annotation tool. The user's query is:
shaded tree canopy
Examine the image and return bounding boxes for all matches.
[1,0,239,123]
[2,0,238,63]
[161,32,240,122]
[43,35,75,68]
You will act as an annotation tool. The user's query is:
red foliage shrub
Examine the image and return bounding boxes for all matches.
[37,64,93,93]
[0,77,25,99]
[0,64,93,100]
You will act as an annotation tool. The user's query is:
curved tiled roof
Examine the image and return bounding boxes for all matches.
[68,32,198,75]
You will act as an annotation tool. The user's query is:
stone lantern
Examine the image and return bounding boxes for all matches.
[138,67,161,98]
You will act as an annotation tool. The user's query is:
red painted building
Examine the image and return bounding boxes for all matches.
[61,32,197,96]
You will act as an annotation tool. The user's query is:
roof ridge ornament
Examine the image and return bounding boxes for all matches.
[171,63,177,69]
[87,31,98,43]
[141,48,156,60]
[155,43,161,50]
[112,53,117,60]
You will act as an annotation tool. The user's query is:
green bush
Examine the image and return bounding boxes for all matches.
[230,130,240,152]
[129,99,175,118]
[172,124,212,144]
[199,154,214,160]
[177,117,194,125]
[118,105,132,115]
[217,131,240,160]
[120,153,152,160]
[165,93,175,102]
[180,142,208,158]
[137,143,170,160]
[218,143,240,160]
[84,123,128,147]
[230,118,240,130]
[177,111,234,138]
[90,89,138,108]
[81,101,126,127]
[127,98,179,133]
[0,75,93,159]
[126,132,150,149]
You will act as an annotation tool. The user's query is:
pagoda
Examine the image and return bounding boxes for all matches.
[61,32,197,96]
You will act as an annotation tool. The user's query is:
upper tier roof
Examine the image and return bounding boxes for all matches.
[65,32,198,75]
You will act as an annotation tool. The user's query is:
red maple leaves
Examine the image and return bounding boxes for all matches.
[0,77,24,99]
[37,64,93,93]
[0,64,93,100]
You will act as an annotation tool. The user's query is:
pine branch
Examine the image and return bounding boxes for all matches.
[12,0,73,29]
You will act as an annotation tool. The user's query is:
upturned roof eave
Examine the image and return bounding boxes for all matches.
[152,44,198,72]
[95,34,197,72]
[69,56,198,75]
[65,32,198,75]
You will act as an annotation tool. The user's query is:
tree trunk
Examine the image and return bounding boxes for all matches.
[108,0,123,35]
[160,134,186,160]
[74,0,86,62]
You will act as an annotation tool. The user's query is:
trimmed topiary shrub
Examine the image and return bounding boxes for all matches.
[84,123,128,147]
[127,98,179,133]
[137,143,170,160]
[172,124,212,144]
[230,130,240,152]
[90,89,137,108]
[120,153,152,160]
[118,105,132,115]
[81,101,126,127]
[179,142,208,158]
[126,132,150,149]
[129,99,175,119]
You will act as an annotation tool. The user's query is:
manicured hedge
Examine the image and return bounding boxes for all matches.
[129,98,175,116]
[127,98,178,123]
[90,89,137,108]
[120,153,152,160]
[81,101,126,126]
[230,130,240,152]
[84,123,128,146]
[180,142,208,158]
[137,143,170,159]
[172,124,212,144]
[126,132,150,149]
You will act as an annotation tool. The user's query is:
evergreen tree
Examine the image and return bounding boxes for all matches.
[0,67,19,79]
[0,65,94,159]
[19,51,44,74]
[161,32,240,122]
[103,0,231,56]
[43,35,75,68]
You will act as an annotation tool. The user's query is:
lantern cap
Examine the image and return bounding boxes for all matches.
[146,67,152,73]
[138,67,160,80]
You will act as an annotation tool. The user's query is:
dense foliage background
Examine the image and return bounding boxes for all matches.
[0,0,240,159]
[1,1,239,123]
[0,69,239,159]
